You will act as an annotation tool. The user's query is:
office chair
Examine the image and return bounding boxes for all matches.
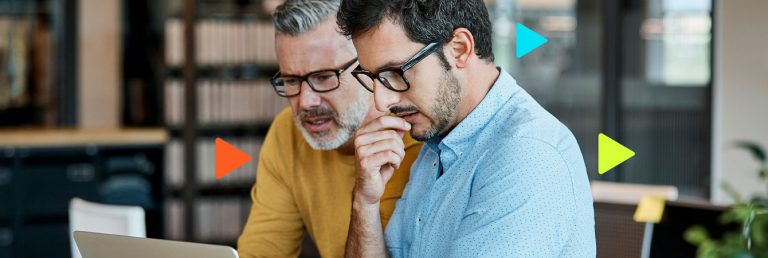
[68,198,146,258]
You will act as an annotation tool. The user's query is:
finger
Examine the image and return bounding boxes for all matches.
[356,138,406,161]
[382,150,404,170]
[360,151,403,175]
[354,130,403,149]
[356,116,411,136]
[380,164,395,183]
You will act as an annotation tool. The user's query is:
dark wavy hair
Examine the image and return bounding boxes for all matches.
[336,0,494,62]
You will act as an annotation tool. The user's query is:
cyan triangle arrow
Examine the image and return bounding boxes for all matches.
[516,23,548,58]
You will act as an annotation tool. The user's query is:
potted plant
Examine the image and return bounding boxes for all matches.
[685,142,768,258]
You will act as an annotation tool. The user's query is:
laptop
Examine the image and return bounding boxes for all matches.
[74,231,239,258]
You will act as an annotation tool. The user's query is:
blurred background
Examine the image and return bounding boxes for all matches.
[0,0,766,257]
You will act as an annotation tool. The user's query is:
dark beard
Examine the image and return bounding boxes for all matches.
[411,70,461,141]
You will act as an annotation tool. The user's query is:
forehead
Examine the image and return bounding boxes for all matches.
[351,19,423,72]
[275,19,355,74]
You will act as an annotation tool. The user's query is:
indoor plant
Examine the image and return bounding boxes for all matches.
[685,142,768,258]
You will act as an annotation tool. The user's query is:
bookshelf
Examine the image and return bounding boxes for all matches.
[0,0,78,127]
[163,0,287,246]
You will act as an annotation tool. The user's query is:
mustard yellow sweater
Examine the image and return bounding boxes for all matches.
[237,108,422,258]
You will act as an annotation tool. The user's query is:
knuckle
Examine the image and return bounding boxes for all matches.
[359,158,372,169]
[357,145,369,156]
[375,152,389,161]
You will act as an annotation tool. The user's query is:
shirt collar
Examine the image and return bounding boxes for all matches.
[427,67,519,167]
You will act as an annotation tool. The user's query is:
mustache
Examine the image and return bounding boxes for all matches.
[297,106,337,121]
[390,105,419,115]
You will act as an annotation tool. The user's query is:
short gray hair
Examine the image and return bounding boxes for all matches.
[273,0,341,36]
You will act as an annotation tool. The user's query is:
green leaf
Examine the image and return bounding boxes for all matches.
[687,224,712,245]
[734,141,767,164]
[722,205,752,224]
[743,207,756,246]
[751,216,768,247]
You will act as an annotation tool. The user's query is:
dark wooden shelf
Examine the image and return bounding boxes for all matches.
[168,123,271,137]
[166,63,279,80]
[0,4,49,17]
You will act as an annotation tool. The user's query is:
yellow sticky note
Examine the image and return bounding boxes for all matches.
[633,195,665,223]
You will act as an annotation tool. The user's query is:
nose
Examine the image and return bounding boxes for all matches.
[372,80,401,113]
[297,80,321,110]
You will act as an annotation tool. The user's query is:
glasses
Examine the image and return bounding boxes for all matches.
[270,58,359,97]
[351,42,440,93]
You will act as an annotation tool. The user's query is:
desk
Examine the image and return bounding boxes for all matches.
[0,128,168,147]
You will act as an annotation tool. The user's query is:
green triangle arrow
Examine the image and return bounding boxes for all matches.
[598,133,635,174]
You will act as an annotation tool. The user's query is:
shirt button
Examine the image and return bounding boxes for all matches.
[432,162,437,167]
[417,217,422,223]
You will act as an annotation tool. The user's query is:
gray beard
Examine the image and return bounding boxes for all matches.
[294,95,369,150]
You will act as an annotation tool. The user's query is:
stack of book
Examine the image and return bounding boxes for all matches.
[164,79,288,126]
[165,137,263,188]
[165,19,277,66]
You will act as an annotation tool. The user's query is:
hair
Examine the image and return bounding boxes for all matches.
[273,0,341,36]
[336,0,494,62]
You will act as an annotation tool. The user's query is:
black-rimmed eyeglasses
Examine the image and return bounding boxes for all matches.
[351,42,440,93]
[270,58,359,97]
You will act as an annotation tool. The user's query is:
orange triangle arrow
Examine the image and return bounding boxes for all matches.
[215,137,253,180]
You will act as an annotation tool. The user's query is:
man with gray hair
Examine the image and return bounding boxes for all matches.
[237,0,422,257]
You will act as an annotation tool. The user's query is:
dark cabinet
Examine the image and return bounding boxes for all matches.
[21,151,100,217]
[0,144,165,258]
[0,164,12,220]
[0,227,11,258]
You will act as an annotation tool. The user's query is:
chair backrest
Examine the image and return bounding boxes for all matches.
[591,181,678,204]
[69,198,146,258]
[591,181,678,258]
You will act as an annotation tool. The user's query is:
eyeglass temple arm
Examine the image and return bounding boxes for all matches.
[340,58,360,73]
[401,42,440,71]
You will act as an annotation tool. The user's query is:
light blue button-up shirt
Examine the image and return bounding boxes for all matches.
[384,68,595,257]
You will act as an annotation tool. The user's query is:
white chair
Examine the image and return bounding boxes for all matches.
[69,198,146,258]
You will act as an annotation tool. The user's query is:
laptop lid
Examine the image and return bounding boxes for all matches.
[74,231,238,258]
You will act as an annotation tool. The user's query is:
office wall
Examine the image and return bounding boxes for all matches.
[712,0,768,203]
[78,0,121,128]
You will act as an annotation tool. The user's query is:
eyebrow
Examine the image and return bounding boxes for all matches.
[280,62,348,77]
[280,68,329,78]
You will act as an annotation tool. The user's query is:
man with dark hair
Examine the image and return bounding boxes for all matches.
[337,0,596,257]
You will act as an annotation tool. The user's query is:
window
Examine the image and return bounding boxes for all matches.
[487,0,713,198]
